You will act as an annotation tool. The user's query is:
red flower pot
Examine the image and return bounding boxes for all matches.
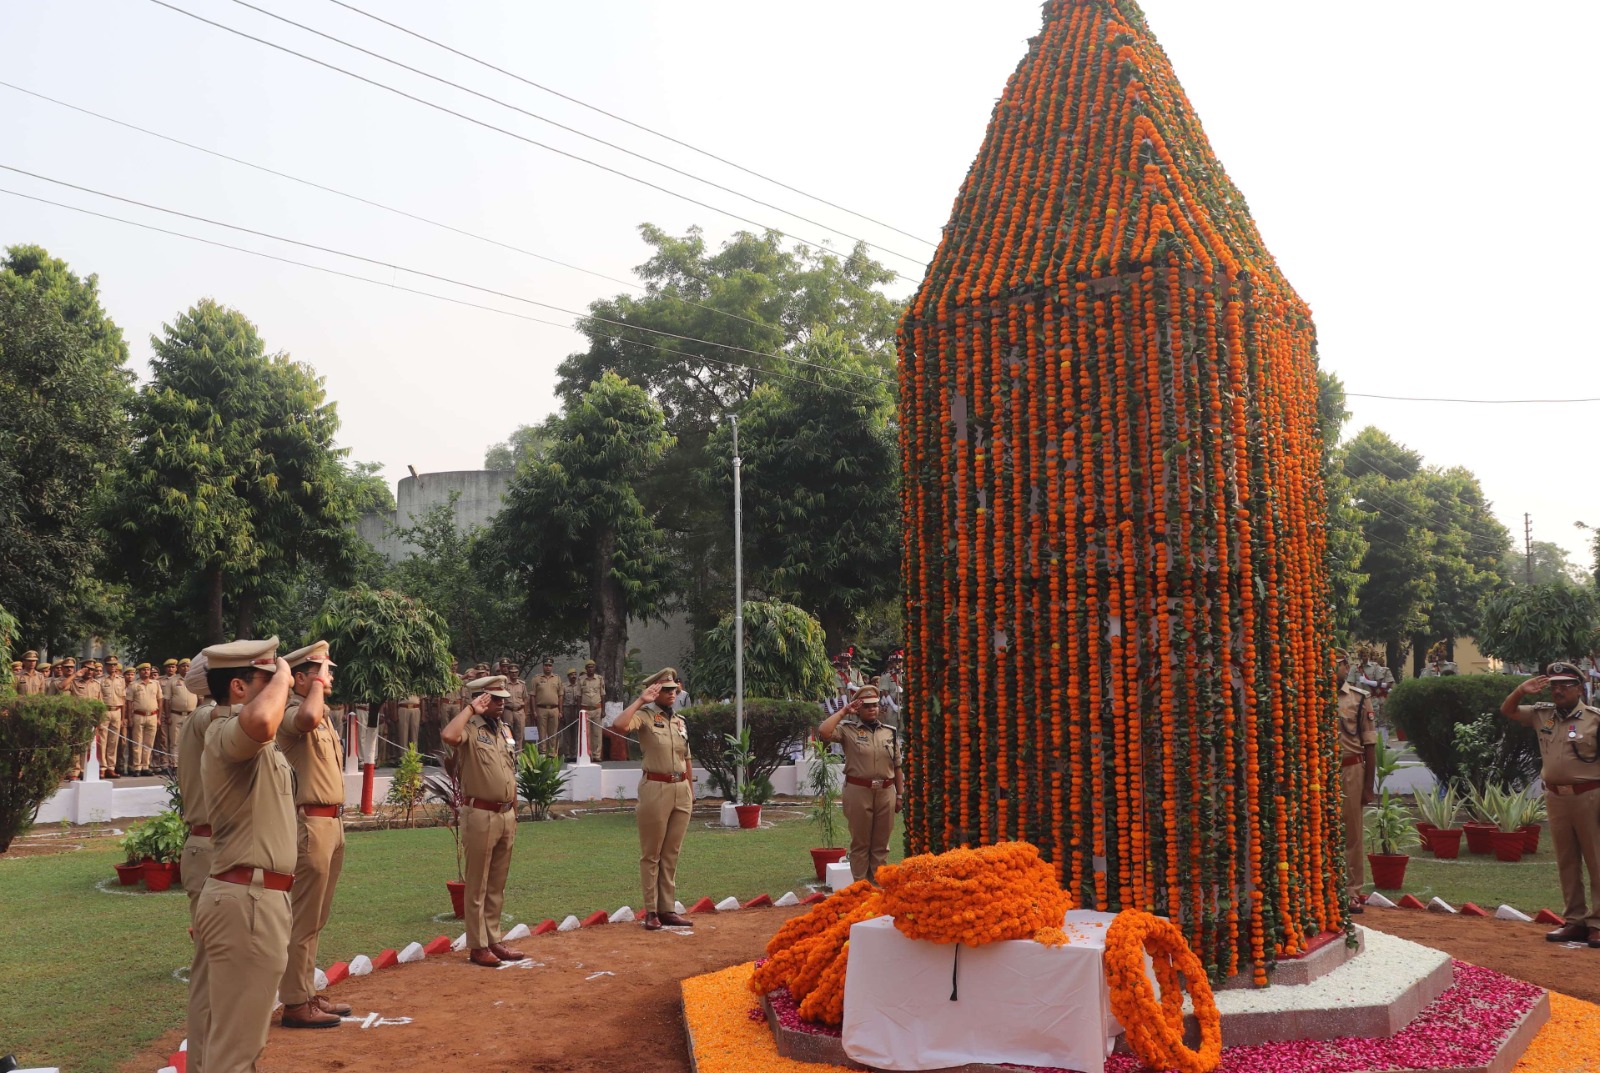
[1368,853,1409,891]
[734,804,762,829]
[1491,831,1525,862]
[809,847,848,881]
[1463,822,1497,855]
[1414,823,1437,851]
[446,880,466,919]
[142,861,175,892]
[1429,829,1463,859]
[1519,824,1541,854]
[113,862,143,886]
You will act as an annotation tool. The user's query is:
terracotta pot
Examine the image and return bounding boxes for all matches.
[1368,853,1409,890]
[142,861,175,892]
[809,847,848,881]
[1394,726,1407,742]
[113,862,143,886]
[1463,822,1497,855]
[1414,823,1437,851]
[1519,823,1541,854]
[1429,829,1462,859]
[735,804,762,829]
[1491,830,1525,863]
[446,879,466,919]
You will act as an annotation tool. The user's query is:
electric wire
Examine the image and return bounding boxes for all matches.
[317,0,938,248]
[141,0,926,285]
[1348,392,1600,405]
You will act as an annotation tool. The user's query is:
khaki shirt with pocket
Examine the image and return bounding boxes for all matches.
[1509,702,1600,786]
[837,717,899,783]
[577,674,605,709]
[101,676,126,710]
[454,713,517,803]
[178,702,223,827]
[533,674,564,708]
[128,680,162,714]
[1336,686,1378,758]
[275,691,346,807]
[620,702,690,776]
[166,678,199,715]
[504,680,527,713]
[203,708,297,874]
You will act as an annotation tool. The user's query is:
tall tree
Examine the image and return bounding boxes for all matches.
[308,586,456,712]
[484,372,672,698]
[483,423,554,471]
[1478,583,1599,670]
[1501,539,1587,587]
[106,300,353,644]
[703,331,899,651]
[0,246,133,649]
[1343,427,1435,669]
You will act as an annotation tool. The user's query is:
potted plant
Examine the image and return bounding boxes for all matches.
[1512,787,1546,853]
[805,738,846,879]
[735,775,774,829]
[142,810,188,891]
[1364,790,1421,890]
[517,744,573,821]
[724,727,766,828]
[1490,786,1536,863]
[1461,781,1499,855]
[1412,783,1463,858]
[424,750,466,918]
[115,823,150,885]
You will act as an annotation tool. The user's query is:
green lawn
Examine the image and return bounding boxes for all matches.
[0,806,872,1073]
[1371,850,1565,913]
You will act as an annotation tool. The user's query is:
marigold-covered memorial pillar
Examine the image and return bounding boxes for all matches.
[898,0,1337,983]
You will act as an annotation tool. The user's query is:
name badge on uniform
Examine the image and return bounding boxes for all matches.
[477,731,494,746]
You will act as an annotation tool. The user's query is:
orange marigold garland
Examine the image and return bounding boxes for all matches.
[1104,910,1223,1073]
[897,0,1338,985]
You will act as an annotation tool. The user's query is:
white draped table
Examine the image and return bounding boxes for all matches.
[841,909,1123,1073]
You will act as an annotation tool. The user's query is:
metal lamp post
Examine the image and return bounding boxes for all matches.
[731,415,745,801]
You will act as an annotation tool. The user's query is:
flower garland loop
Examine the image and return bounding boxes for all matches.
[1104,909,1223,1073]
[877,842,1073,945]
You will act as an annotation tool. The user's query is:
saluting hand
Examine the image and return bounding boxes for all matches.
[1521,675,1550,697]
[471,692,495,715]
[641,683,663,704]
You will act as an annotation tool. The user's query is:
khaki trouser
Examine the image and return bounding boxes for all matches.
[182,834,213,1073]
[279,812,345,1005]
[1341,760,1365,900]
[170,710,195,762]
[505,709,527,757]
[1547,787,1600,930]
[102,710,123,772]
[195,874,291,1073]
[561,704,580,756]
[396,707,420,755]
[842,782,896,884]
[536,707,560,756]
[152,716,170,770]
[636,778,692,913]
[130,712,159,771]
[586,709,605,762]
[462,805,516,949]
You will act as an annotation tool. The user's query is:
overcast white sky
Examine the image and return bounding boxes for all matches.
[4,1,1597,565]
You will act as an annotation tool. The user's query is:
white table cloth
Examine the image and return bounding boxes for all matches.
[841,909,1123,1073]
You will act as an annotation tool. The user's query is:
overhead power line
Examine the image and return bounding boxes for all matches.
[317,0,938,249]
[1348,392,1600,405]
[0,185,889,404]
[142,0,925,285]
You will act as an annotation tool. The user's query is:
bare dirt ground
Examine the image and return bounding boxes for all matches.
[123,905,804,1073]
[1363,910,1600,1004]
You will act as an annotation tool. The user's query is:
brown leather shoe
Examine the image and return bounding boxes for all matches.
[642,912,662,931]
[1588,927,1600,949]
[469,947,503,967]
[658,911,694,928]
[1545,921,1588,943]
[313,994,352,1016]
[488,943,527,961]
[281,1002,341,1029]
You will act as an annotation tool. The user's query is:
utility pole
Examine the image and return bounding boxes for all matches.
[730,415,745,800]
[1524,513,1534,584]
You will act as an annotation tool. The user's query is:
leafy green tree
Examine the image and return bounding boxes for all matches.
[0,247,134,648]
[105,301,355,644]
[0,692,103,852]
[483,423,554,471]
[1477,583,1599,670]
[485,372,672,698]
[1408,466,1511,671]
[1500,540,1587,588]
[307,586,456,713]
[0,600,17,693]
[692,599,834,703]
[1344,428,1435,667]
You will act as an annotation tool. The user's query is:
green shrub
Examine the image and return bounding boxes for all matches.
[693,601,834,702]
[0,693,104,852]
[681,698,821,800]
[517,745,572,820]
[1385,674,1539,787]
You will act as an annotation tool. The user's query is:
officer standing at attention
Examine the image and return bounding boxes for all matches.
[273,641,351,1028]
[531,659,564,757]
[577,659,606,761]
[17,651,46,695]
[68,660,103,777]
[613,669,695,931]
[502,665,529,753]
[1333,649,1377,914]
[561,667,581,757]
[127,663,163,777]
[175,653,218,1073]
[1500,663,1600,947]
[395,693,422,757]
[817,684,901,884]
[166,657,200,774]
[194,637,295,1073]
[100,655,126,778]
[440,675,528,967]
[156,657,180,772]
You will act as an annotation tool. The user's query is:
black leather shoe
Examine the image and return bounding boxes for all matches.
[642,912,662,931]
[1545,921,1588,943]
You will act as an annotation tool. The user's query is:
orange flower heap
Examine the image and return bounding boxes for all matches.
[877,841,1072,945]
[898,0,1337,986]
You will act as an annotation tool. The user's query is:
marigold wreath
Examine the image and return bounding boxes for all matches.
[1104,910,1223,1073]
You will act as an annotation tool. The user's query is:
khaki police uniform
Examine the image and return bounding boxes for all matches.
[98,671,126,774]
[177,697,221,1073]
[503,675,528,752]
[561,673,581,755]
[156,666,179,766]
[396,695,422,755]
[128,675,162,773]
[16,664,47,696]
[532,671,564,756]
[1507,700,1600,930]
[619,692,692,915]
[275,661,347,1011]
[166,675,200,764]
[1346,658,1395,721]
[67,672,102,772]
[1337,685,1378,901]
[578,669,606,761]
[837,716,900,883]
[454,696,518,951]
[195,642,295,1073]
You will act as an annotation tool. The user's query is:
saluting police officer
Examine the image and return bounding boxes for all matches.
[440,675,528,967]
[275,641,351,1028]
[193,637,295,1073]
[614,669,695,931]
[175,653,219,1073]
[502,665,529,753]
[818,684,901,884]
[100,656,126,778]
[1333,649,1377,914]
[1500,663,1600,947]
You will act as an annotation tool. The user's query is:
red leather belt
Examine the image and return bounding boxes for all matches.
[189,824,212,837]
[1341,755,1364,768]
[645,771,689,783]
[536,705,559,710]
[213,866,293,892]
[467,797,514,812]
[300,804,340,818]
[1549,782,1600,796]
[846,775,894,789]
[131,710,158,715]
